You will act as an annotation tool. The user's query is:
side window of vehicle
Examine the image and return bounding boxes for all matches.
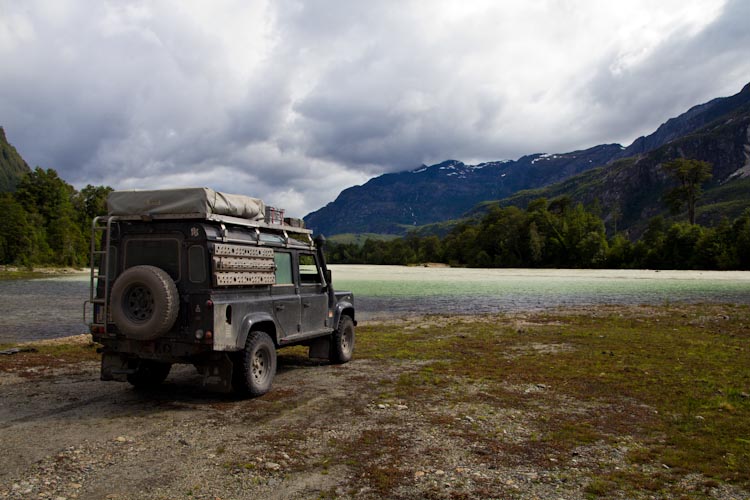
[274,252,293,285]
[299,254,322,285]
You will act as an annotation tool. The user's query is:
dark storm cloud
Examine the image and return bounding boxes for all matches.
[0,0,747,216]
[582,0,750,147]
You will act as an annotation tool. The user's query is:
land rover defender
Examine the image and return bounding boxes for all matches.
[84,188,355,396]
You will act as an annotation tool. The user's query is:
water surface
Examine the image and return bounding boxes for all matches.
[330,265,750,320]
[1,266,749,343]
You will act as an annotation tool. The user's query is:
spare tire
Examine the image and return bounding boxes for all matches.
[110,265,179,340]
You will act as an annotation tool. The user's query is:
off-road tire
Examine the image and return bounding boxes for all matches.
[110,265,178,340]
[127,359,171,389]
[233,331,277,397]
[330,315,355,364]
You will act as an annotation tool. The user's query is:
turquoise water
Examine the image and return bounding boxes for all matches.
[1,267,749,342]
[329,265,750,320]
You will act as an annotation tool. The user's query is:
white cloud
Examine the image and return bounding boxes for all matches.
[0,0,747,216]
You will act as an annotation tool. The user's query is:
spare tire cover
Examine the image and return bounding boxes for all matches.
[110,265,179,340]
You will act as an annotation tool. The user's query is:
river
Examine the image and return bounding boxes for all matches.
[1,266,749,343]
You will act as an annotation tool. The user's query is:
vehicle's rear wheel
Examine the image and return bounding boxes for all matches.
[110,265,178,340]
[330,315,355,364]
[127,359,171,389]
[233,330,277,397]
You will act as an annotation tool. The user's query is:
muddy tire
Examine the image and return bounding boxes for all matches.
[127,359,171,389]
[233,331,277,397]
[110,265,178,340]
[330,315,355,364]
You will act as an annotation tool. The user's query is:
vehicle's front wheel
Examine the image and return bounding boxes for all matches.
[127,359,171,389]
[330,315,355,364]
[233,330,277,397]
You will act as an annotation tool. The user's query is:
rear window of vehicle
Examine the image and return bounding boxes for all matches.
[125,238,180,281]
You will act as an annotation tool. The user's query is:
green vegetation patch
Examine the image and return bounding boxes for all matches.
[357,305,750,493]
[327,233,400,245]
[0,339,99,376]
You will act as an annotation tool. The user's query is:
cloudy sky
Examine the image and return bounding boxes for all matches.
[1,0,749,216]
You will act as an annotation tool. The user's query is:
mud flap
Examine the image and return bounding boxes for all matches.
[308,336,331,360]
[195,353,234,393]
[101,353,131,382]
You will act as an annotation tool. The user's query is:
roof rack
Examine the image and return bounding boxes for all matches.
[113,212,312,235]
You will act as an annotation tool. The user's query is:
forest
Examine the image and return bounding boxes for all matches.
[325,159,750,270]
[325,197,750,270]
[2,162,749,271]
[0,167,111,267]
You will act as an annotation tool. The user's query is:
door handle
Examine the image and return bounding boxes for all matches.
[303,302,311,308]
[275,304,285,311]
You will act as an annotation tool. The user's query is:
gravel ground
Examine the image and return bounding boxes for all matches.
[0,334,747,500]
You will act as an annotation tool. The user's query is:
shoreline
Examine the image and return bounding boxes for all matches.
[0,266,90,280]
[4,302,747,347]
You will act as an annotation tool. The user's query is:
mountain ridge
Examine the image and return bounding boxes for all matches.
[304,82,750,237]
[0,127,31,192]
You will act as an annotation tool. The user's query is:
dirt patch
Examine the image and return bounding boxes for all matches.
[0,307,748,499]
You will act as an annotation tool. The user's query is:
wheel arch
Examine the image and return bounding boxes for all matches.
[237,313,279,349]
[334,302,355,328]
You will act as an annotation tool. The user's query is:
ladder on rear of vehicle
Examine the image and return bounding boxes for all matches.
[84,216,117,335]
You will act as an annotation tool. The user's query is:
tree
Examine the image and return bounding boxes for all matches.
[0,194,33,264]
[13,167,87,266]
[662,159,713,225]
[74,184,113,230]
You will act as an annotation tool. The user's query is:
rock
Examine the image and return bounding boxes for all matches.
[414,471,425,479]
[264,462,281,471]
[115,436,128,443]
[395,404,408,411]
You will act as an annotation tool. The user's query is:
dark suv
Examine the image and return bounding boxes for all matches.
[84,188,355,396]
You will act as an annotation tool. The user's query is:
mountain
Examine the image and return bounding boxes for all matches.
[305,144,623,235]
[305,82,750,237]
[493,91,750,236]
[0,127,31,191]
[615,82,750,159]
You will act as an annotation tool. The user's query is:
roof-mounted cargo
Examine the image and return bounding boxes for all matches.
[106,187,310,234]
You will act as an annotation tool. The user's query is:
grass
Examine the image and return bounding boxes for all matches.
[356,304,750,494]
[0,339,99,375]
